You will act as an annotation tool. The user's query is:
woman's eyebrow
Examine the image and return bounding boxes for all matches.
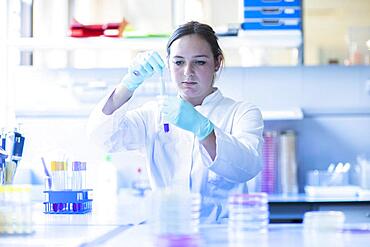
[172,55,210,59]
[193,55,209,58]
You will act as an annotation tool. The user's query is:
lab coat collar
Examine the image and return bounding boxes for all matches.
[195,87,223,110]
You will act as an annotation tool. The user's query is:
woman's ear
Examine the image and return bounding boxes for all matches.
[215,55,222,71]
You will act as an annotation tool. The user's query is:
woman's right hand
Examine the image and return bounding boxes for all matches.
[121,51,165,91]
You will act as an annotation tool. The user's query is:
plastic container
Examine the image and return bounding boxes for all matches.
[307,170,349,187]
[279,130,298,194]
[228,193,269,235]
[303,211,345,232]
[243,0,301,7]
[0,185,34,235]
[244,6,301,19]
[241,18,301,30]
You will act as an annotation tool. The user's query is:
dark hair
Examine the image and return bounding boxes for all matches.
[166,21,224,68]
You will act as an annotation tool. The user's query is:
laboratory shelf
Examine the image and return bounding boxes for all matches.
[262,107,303,120]
[237,30,302,48]
[7,37,168,51]
[7,33,302,52]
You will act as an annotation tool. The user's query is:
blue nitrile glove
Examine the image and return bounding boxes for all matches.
[160,97,214,140]
[121,51,165,91]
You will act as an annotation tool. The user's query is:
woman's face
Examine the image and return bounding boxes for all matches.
[168,34,221,106]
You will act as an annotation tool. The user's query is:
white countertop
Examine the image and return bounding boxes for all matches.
[1,189,370,246]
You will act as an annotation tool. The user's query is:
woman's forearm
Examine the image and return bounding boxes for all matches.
[102,84,133,115]
[200,131,216,161]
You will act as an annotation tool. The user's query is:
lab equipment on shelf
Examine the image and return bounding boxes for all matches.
[279,130,298,194]
[69,18,128,38]
[241,0,302,32]
[228,192,269,237]
[357,156,370,190]
[261,131,278,193]
[0,184,34,235]
[304,162,360,198]
[258,130,299,194]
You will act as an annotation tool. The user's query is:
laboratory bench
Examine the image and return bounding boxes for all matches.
[1,190,370,246]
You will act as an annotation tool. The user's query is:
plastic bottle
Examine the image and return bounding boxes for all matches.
[96,154,117,200]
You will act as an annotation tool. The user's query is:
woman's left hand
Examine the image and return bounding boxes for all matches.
[159,96,214,140]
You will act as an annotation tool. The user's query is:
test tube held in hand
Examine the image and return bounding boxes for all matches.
[160,70,169,133]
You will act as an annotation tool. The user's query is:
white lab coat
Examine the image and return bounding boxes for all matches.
[87,88,264,223]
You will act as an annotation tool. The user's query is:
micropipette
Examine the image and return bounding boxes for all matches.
[160,70,169,133]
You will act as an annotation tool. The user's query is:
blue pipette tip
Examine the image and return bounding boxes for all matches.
[164,123,169,133]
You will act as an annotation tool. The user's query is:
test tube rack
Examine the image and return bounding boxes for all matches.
[43,189,93,214]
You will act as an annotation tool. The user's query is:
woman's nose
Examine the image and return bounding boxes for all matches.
[183,63,194,77]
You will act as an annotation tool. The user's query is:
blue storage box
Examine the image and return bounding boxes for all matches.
[244,6,301,18]
[244,0,301,7]
[241,18,301,30]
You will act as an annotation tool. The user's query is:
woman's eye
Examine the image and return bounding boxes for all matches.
[174,60,184,66]
[195,60,206,65]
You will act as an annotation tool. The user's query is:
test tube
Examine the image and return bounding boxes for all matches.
[71,161,81,190]
[50,161,67,191]
[71,161,86,190]
[80,162,86,190]
[160,70,169,133]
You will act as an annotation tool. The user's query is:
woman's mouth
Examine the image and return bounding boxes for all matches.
[182,81,197,85]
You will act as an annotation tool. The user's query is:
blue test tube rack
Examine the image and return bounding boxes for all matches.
[43,189,93,214]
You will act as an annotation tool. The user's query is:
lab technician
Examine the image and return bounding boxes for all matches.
[87,21,264,223]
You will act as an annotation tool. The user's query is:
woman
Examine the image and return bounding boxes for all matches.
[87,21,264,223]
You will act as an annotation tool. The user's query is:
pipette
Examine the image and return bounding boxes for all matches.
[160,70,169,133]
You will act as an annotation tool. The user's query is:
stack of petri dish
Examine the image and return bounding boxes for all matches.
[262,131,278,193]
[303,211,345,232]
[149,188,201,246]
[303,211,345,247]
[228,192,269,239]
